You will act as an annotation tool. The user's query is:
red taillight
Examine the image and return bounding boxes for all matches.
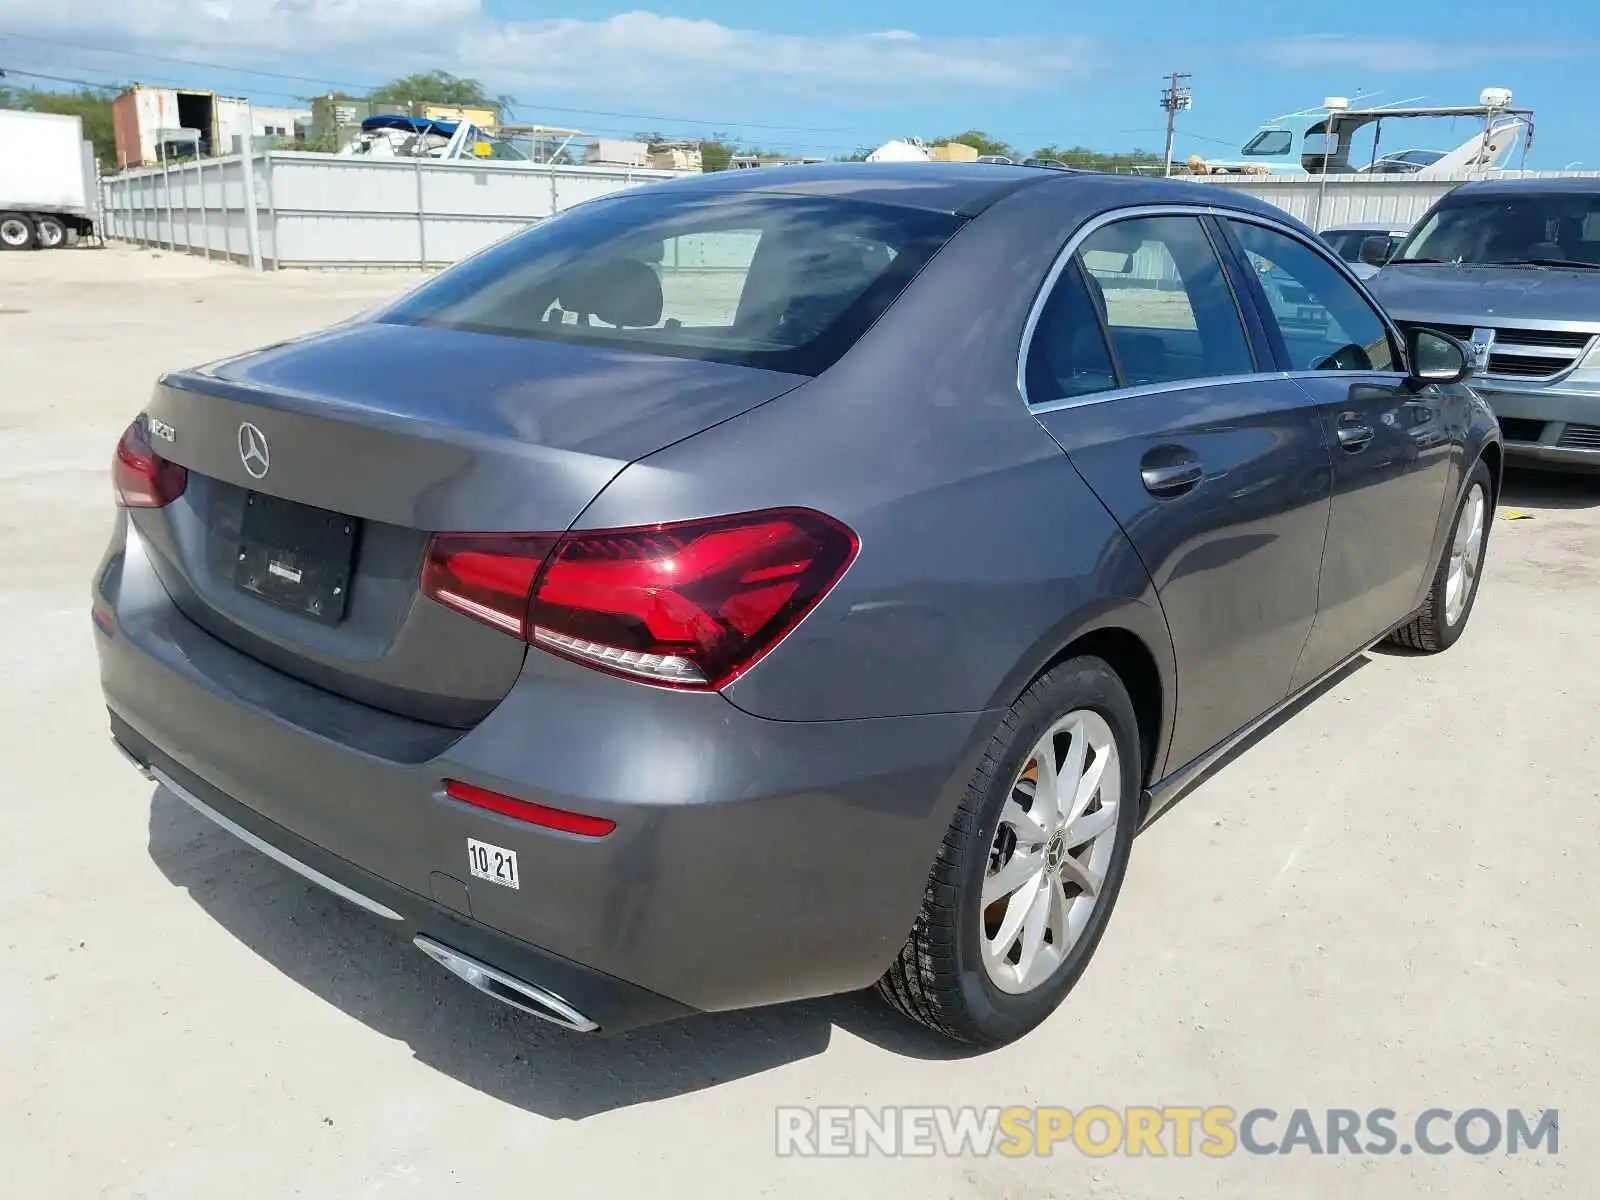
[445,779,616,837]
[421,508,858,690]
[419,533,559,637]
[113,420,187,508]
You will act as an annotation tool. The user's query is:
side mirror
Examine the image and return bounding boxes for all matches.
[1359,235,1394,268]
[1406,326,1474,388]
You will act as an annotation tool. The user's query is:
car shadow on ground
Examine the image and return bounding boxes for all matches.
[1500,467,1600,511]
[145,789,976,1120]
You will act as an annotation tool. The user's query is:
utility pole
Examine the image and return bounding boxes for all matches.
[1160,72,1193,177]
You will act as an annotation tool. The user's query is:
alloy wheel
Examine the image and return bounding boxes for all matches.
[1445,483,1486,627]
[981,709,1122,995]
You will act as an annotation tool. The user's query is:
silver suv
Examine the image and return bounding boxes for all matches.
[1369,178,1600,471]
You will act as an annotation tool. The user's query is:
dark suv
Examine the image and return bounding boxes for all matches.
[1369,178,1600,471]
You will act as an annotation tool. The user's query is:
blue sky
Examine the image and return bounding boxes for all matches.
[0,1,1595,165]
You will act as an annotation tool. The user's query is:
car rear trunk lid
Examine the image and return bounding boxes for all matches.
[132,321,806,727]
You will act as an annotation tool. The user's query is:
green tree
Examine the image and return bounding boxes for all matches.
[699,139,734,172]
[368,71,510,118]
[931,130,1014,159]
[0,85,119,165]
[1030,144,1164,172]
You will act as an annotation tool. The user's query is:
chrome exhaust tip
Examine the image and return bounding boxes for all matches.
[112,736,155,781]
[414,936,599,1033]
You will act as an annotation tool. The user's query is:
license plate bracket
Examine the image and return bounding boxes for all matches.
[231,492,359,624]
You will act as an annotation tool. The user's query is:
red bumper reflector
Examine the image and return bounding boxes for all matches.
[444,779,616,838]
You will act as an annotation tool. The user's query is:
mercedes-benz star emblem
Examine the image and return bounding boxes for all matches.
[238,422,270,480]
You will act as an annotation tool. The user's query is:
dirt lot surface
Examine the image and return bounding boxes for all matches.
[2,244,1595,1198]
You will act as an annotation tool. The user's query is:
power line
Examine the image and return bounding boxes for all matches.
[0,61,321,106]
[0,28,379,89]
[0,62,865,156]
[3,30,1231,158]
[0,27,871,135]
[0,65,123,92]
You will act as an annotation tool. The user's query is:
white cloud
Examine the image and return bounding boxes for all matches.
[0,0,477,49]
[0,1,1095,113]
[1251,34,1585,73]
[481,11,1090,99]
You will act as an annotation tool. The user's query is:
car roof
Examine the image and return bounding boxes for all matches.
[629,161,1054,216]
[1450,176,1600,197]
[616,162,1311,223]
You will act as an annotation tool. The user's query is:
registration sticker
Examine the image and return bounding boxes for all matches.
[467,838,520,890]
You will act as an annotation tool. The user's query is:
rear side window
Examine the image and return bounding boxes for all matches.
[1075,215,1256,386]
[378,193,962,375]
[1228,220,1397,372]
[1025,260,1119,404]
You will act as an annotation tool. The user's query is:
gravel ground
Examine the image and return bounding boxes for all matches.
[2,243,1595,1199]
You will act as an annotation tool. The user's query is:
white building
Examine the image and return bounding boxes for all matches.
[584,138,650,168]
[251,105,311,144]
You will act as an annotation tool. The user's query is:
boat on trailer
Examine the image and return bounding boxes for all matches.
[1192,87,1534,176]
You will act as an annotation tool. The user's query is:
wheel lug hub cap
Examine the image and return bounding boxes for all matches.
[1045,832,1066,872]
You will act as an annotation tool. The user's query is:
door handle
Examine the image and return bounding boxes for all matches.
[1336,413,1375,452]
[1140,458,1204,496]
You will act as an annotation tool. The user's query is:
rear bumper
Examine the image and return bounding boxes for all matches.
[1475,382,1600,470]
[94,516,991,1019]
[111,716,690,1033]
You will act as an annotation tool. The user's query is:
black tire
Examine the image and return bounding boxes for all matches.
[877,656,1143,1047]
[0,212,37,251]
[34,214,66,249]
[1387,458,1494,653]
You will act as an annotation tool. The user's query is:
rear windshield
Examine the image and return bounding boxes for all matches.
[378,190,965,374]
[1396,192,1600,266]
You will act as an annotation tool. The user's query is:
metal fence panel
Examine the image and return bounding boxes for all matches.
[1189,170,1600,230]
[104,159,1600,269]
[103,151,678,270]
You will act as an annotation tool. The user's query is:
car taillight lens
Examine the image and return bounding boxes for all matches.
[113,420,187,508]
[421,509,858,690]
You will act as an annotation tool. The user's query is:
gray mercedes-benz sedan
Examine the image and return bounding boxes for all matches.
[95,164,1500,1047]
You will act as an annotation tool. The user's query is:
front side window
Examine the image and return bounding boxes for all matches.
[1243,129,1294,157]
[378,193,963,375]
[1075,215,1256,386]
[1228,220,1397,372]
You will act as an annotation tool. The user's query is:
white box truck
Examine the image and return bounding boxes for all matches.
[0,108,99,250]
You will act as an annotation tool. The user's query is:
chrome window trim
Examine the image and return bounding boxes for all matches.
[1282,369,1408,384]
[1026,371,1293,416]
[1016,202,1406,411]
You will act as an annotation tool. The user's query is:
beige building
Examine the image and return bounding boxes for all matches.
[650,145,704,172]
[929,142,979,163]
[422,104,499,129]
